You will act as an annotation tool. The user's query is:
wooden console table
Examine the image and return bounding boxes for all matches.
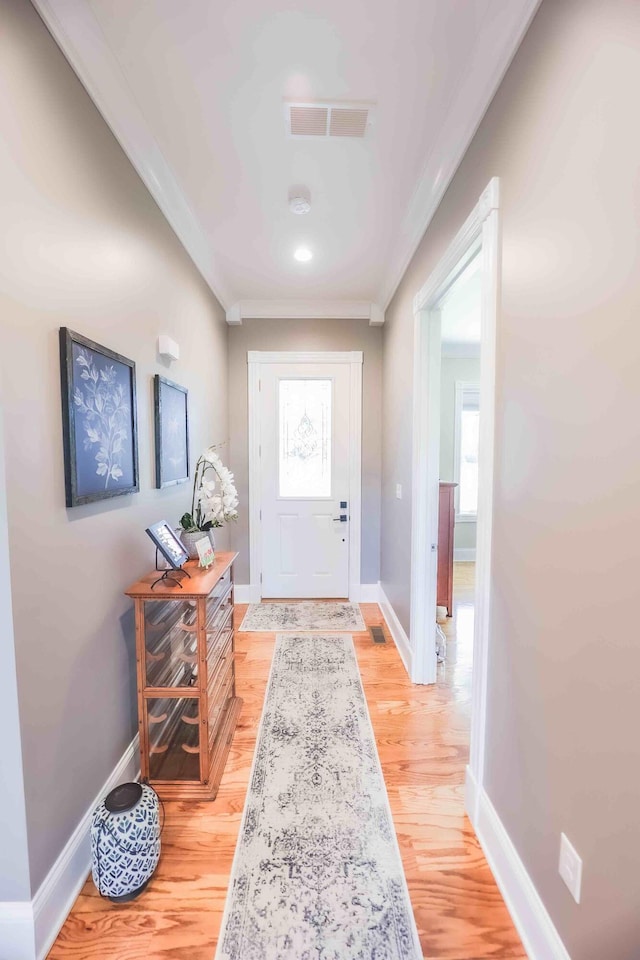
[125,551,242,801]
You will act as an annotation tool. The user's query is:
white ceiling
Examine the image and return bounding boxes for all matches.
[34,0,540,320]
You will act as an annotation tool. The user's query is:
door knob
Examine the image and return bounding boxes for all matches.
[333,514,348,522]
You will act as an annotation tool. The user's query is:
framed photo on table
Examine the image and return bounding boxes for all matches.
[145,520,189,570]
[154,375,189,488]
[59,327,139,507]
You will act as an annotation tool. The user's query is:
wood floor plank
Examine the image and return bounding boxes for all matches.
[47,568,524,960]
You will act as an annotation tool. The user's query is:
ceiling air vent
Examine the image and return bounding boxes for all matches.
[289,105,329,137]
[285,101,373,139]
[329,108,369,138]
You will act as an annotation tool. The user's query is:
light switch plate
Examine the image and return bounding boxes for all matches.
[396,484,402,500]
[559,833,582,904]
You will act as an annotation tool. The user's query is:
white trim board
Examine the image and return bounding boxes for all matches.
[0,735,140,960]
[380,0,541,309]
[410,178,500,836]
[358,583,380,603]
[234,583,381,605]
[32,0,541,323]
[472,782,571,960]
[32,0,232,310]
[247,351,363,603]
[378,586,412,677]
[247,350,363,364]
[226,300,384,326]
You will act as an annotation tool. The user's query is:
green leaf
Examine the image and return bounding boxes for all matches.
[179,512,198,531]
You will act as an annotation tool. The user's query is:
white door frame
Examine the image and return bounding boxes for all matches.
[409,178,501,823]
[247,351,363,603]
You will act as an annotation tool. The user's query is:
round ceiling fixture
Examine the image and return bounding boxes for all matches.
[289,195,311,215]
[294,246,313,262]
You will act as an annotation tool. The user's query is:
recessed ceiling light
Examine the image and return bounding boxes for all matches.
[294,246,313,262]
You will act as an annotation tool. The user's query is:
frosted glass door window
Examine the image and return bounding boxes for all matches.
[279,379,332,498]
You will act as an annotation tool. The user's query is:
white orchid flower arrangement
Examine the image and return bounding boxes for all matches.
[180,445,239,533]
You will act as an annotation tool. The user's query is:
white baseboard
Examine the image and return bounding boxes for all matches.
[0,734,140,960]
[475,787,570,960]
[378,585,412,677]
[454,547,476,561]
[356,583,380,603]
[0,902,35,960]
[34,732,140,959]
[235,584,382,604]
[234,584,253,604]
[464,764,480,827]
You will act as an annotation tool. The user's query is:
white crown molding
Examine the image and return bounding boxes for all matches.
[225,303,243,326]
[369,303,385,326]
[380,0,542,310]
[226,300,384,324]
[31,0,233,310]
[34,0,539,318]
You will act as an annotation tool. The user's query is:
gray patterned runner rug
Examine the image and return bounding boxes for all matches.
[215,634,422,960]
[239,601,366,633]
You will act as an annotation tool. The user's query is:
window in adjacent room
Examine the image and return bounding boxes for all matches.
[454,381,480,519]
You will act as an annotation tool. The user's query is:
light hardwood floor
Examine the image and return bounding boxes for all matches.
[48,566,525,959]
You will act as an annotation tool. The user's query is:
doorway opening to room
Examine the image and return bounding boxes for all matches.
[435,256,481,677]
[247,351,363,603]
[409,178,500,821]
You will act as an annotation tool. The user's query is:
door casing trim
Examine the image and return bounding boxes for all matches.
[247,350,363,602]
[409,178,501,824]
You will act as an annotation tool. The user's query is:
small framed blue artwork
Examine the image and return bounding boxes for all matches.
[59,328,140,507]
[154,375,189,488]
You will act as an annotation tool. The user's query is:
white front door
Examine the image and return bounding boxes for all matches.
[259,361,352,598]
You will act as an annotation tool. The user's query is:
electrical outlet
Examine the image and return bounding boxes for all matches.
[558,833,582,904]
[396,483,402,500]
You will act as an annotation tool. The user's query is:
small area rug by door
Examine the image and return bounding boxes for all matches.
[215,633,421,960]
[238,601,366,633]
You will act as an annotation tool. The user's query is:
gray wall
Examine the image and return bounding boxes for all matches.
[0,0,228,894]
[0,401,31,903]
[228,318,382,585]
[381,0,640,955]
[439,357,479,552]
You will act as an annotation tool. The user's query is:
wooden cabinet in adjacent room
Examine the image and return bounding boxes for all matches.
[125,551,242,801]
[437,482,457,617]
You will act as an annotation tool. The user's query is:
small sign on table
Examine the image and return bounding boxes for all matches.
[195,536,215,568]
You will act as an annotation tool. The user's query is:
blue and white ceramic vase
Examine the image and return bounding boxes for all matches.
[91,782,161,902]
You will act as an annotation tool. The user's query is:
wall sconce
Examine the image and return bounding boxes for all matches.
[157,335,179,362]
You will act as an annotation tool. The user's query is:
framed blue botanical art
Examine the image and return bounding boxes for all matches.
[154,375,189,488]
[59,328,140,507]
